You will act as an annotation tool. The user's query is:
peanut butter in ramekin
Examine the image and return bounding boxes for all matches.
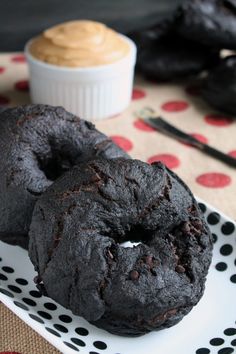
[29,20,130,67]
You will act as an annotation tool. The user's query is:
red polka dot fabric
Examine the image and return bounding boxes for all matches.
[229,150,236,158]
[132,88,146,100]
[0,53,235,220]
[204,114,233,127]
[11,54,26,63]
[133,119,155,132]
[14,80,29,92]
[196,172,231,188]
[147,154,180,169]
[110,135,133,152]
[161,100,189,112]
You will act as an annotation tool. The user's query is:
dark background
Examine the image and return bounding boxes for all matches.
[0,0,182,51]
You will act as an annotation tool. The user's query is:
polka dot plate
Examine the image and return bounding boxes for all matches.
[0,199,235,354]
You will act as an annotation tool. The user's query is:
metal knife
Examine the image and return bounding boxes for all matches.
[143,116,236,169]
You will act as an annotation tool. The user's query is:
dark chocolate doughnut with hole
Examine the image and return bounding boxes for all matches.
[29,158,212,336]
[0,105,128,248]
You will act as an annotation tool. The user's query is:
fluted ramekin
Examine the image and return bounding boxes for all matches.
[25,35,136,121]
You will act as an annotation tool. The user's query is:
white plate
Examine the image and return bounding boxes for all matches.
[0,199,236,354]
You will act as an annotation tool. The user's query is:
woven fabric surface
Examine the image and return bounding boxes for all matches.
[0,303,60,353]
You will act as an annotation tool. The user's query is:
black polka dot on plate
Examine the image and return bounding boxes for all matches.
[89,352,99,354]
[198,203,206,213]
[75,327,89,336]
[0,273,8,281]
[234,259,236,267]
[59,314,72,323]
[53,324,68,333]
[22,297,37,306]
[15,278,28,286]
[93,341,107,350]
[224,328,236,336]
[207,212,220,225]
[44,302,57,311]
[71,338,86,347]
[196,348,210,354]
[230,274,236,283]
[63,342,79,351]
[215,262,227,271]
[220,244,233,256]
[37,310,52,320]
[231,339,236,346]
[45,327,61,337]
[14,301,29,311]
[0,257,2,262]
[29,290,42,298]
[221,222,235,235]
[29,313,45,324]
[210,338,224,346]
[212,233,218,243]
[218,348,234,354]
[2,266,14,273]
[8,284,22,293]
[0,287,14,298]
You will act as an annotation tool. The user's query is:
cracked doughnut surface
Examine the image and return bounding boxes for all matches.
[0,105,127,249]
[29,158,212,336]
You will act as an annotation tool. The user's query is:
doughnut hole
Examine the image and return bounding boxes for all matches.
[119,226,155,248]
[35,140,81,181]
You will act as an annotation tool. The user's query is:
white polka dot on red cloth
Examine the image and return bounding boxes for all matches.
[11,54,26,63]
[161,100,189,112]
[147,154,180,169]
[204,114,233,127]
[0,95,10,104]
[196,173,231,188]
[14,80,29,92]
[228,150,236,158]
[0,67,5,74]
[132,89,146,100]
[133,119,155,132]
[110,135,133,152]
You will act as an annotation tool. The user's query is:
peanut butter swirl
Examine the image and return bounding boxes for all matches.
[29,20,130,67]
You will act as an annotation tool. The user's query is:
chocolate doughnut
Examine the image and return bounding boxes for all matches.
[136,36,218,82]
[29,158,212,336]
[176,0,236,50]
[0,105,128,248]
[202,55,236,115]
[130,20,219,81]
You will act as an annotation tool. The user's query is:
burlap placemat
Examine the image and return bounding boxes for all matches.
[0,52,235,353]
[0,303,60,353]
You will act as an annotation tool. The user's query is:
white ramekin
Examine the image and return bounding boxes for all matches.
[24,35,136,121]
